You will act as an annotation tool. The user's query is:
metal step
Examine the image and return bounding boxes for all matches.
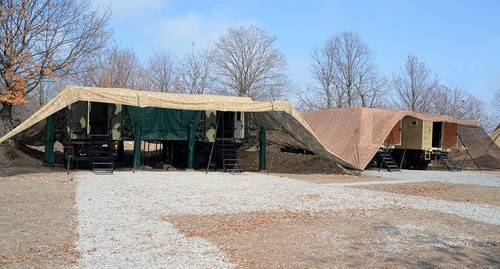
[378,149,400,172]
[92,162,114,174]
[226,168,243,173]
[218,140,243,173]
[90,134,114,173]
[437,153,460,172]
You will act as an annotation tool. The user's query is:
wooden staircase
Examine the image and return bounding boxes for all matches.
[218,139,242,173]
[437,152,461,172]
[378,149,400,172]
[90,134,114,174]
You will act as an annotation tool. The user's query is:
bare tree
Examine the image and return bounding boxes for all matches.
[211,25,289,101]
[392,54,438,113]
[177,46,213,94]
[301,31,386,110]
[145,50,177,93]
[291,84,321,111]
[363,70,388,108]
[429,84,497,131]
[430,85,469,118]
[75,45,144,89]
[0,0,110,135]
[460,94,488,121]
[492,88,500,115]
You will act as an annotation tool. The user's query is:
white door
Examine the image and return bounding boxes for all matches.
[234,112,244,139]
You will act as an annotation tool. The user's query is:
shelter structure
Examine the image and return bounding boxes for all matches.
[450,125,500,170]
[0,86,354,172]
[302,107,483,171]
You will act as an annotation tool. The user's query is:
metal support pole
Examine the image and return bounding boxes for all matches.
[206,112,220,173]
[133,116,142,170]
[187,123,195,169]
[259,126,266,171]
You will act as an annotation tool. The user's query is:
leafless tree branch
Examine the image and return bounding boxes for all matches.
[211,25,289,101]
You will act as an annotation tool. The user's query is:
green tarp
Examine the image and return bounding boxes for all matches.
[43,114,55,166]
[124,106,202,141]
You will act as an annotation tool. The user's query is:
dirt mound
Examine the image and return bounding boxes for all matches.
[0,143,51,176]
[0,143,42,168]
[238,150,346,174]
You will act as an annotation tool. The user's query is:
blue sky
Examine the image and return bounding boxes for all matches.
[94,0,500,105]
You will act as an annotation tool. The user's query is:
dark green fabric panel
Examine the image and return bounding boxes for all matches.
[124,106,202,141]
[43,114,55,166]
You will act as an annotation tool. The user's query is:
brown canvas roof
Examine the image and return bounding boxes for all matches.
[0,86,354,170]
[302,106,481,170]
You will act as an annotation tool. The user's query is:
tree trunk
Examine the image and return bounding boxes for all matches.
[0,102,15,137]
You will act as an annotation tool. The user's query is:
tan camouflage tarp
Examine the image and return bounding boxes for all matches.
[0,86,354,169]
[302,106,481,170]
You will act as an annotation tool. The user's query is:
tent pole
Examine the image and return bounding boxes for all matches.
[132,108,143,171]
[187,123,195,169]
[146,141,150,167]
[171,141,174,166]
[206,112,220,174]
[259,126,266,171]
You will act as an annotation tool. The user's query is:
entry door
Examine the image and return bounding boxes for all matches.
[89,102,108,135]
[234,112,244,139]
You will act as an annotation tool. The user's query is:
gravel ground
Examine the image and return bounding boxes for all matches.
[75,170,500,268]
[364,170,500,187]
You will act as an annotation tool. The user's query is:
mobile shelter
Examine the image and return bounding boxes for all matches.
[302,106,483,171]
[0,86,354,172]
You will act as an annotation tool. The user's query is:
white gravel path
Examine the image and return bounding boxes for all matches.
[363,170,500,187]
[75,170,500,268]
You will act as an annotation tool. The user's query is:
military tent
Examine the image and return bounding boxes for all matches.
[302,106,482,170]
[0,86,355,170]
